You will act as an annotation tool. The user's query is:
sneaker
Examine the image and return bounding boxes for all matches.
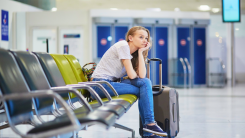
[143,134,167,138]
[143,124,168,137]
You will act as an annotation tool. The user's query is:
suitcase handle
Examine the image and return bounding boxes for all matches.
[173,103,176,123]
[147,58,162,64]
[147,58,162,91]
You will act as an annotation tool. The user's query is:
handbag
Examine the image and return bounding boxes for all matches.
[82,62,97,81]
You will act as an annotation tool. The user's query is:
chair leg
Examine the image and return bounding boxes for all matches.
[70,131,79,138]
[0,123,9,130]
[113,123,135,138]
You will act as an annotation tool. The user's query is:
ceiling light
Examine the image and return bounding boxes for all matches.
[51,7,57,11]
[215,32,219,37]
[212,8,220,13]
[236,28,239,31]
[174,8,180,12]
[110,8,118,10]
[146,8,161,12]
[198,5,210,11]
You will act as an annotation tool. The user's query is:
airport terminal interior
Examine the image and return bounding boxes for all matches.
[0,0,245,138]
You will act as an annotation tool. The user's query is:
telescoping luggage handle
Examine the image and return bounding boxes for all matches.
[147,58,162,92]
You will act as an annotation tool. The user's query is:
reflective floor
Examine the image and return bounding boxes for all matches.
[1,84,245,138]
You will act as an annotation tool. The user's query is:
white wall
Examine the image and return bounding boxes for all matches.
[0,0,42,49]
[16,12,27,51]
[25,10,91,64]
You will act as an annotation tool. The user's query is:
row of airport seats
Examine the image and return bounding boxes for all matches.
[0,48,137,138]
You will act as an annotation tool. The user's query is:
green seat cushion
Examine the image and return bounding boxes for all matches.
[50,54,86,98]
[89,94,137,105]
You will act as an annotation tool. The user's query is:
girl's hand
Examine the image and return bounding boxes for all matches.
[139,42,151,53]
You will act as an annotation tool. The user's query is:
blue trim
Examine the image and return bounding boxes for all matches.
[155,27,168,85]
[194,27,206,84]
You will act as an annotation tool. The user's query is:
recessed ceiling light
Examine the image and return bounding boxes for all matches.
[51,7,57,11]
[110,8,118,10]
[146,8,161,12]
[212,8,220,13]
[236,28,239,31]
[174,8,180,12]
[198,5,210,11]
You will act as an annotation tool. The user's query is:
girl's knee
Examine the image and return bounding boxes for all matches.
[139,78,152,86]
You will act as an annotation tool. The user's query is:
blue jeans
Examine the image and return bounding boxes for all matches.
[92,78,155,136]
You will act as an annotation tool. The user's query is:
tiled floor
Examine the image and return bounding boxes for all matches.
[1,84,245,138]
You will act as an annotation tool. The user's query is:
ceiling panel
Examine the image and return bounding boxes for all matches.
[56,0,245,13]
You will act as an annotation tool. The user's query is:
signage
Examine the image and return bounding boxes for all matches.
[197,39,202,46]
[100,38,107,45]
[222,0,241,22]
[158,39,165,46]
[64,45,69,54]
[180,39,186,46]
[63,33,81,56]
[1,10,9,41]
[64,34,80,38]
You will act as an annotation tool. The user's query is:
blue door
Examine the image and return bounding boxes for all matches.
[194,27,206,85]
[155,27,168,85]
[97,26,111,58]
[115,26,128,42]
[177,27,190,60]
[177,27,190,85]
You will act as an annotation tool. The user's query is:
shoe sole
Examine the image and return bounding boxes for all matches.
[143,128,168,137]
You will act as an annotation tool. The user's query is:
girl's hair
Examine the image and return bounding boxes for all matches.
[125,26,151,72]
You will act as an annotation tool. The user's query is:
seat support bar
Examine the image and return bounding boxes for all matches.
[113,123,135,138]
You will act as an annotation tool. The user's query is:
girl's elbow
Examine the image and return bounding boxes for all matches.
[138,74,146,79]
[128,75,136,79]
[128,74,137,79]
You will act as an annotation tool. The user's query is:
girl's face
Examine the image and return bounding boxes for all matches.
[129,30,149,49]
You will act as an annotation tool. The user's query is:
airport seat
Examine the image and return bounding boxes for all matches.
[0,48,81,137]
[49,54,137,135]
[11,51,125,118]
[0,48,119,137]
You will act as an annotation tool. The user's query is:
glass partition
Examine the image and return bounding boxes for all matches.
[207,58,226,87]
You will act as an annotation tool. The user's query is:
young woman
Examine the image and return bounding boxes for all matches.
[91,26,167,138]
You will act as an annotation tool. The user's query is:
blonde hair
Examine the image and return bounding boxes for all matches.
[125,26,151,72]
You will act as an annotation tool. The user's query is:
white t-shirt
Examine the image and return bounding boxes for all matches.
[91,40,133,81]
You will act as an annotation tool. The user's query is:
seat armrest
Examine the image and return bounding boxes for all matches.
[79,81,119,97]
[51,86,97,110]
[63,84,105,105]
[0,90,80,138]
[71,82,113,101]
[79,81,119,96]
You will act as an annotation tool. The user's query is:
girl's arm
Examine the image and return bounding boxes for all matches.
[122,42,151,79]
[122,59,138,79]
[137,50,146,78]
[137,42,151,78]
